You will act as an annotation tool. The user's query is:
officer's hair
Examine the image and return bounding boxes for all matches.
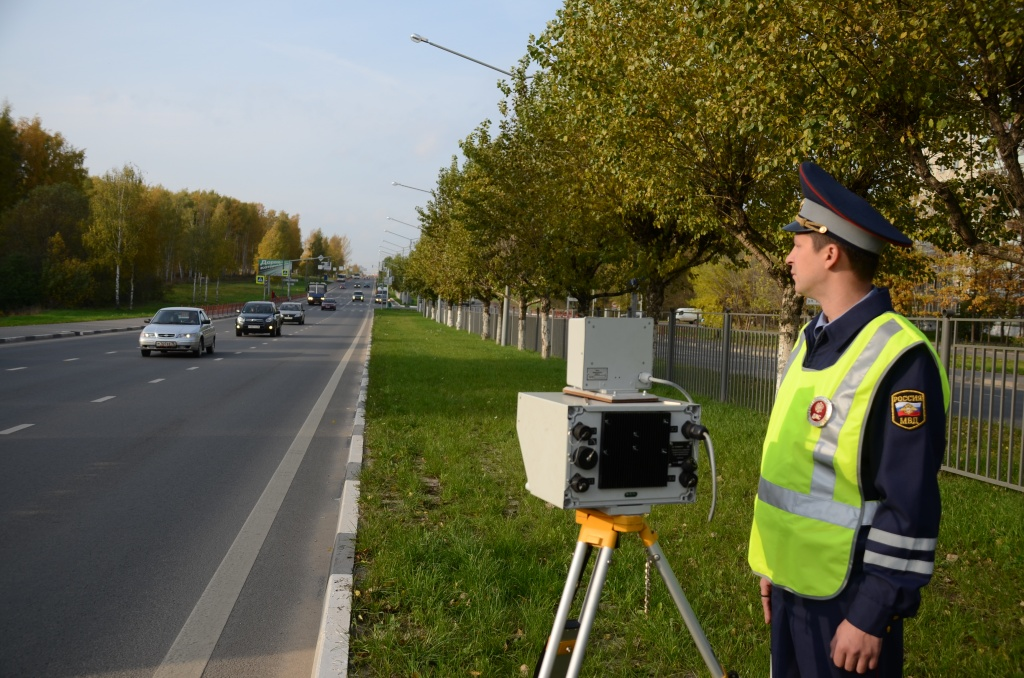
[809,232,880,281]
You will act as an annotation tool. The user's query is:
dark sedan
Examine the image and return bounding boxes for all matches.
[235,301,282,336]
[321,298,337,310]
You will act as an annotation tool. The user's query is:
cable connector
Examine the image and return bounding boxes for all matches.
[681,421,709,440]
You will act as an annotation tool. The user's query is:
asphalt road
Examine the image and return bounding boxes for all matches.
[0,296,372,677]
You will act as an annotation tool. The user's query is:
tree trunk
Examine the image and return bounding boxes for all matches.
[481,303,491,341]
[775,284,805,388]
[517,298,527,350]
[114,261,121,308]
[540,297,551,359]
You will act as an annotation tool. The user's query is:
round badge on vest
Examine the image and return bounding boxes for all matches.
[808,396,834,427]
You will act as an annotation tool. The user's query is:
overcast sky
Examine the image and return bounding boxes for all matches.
[0,0,563,272]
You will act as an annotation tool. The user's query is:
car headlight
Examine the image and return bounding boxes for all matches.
[178,332,194,339]
[142,331,155,338]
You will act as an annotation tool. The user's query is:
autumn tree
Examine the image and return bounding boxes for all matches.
[85,163,146,309]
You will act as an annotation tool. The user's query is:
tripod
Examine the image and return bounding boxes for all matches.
[535,509,735,678]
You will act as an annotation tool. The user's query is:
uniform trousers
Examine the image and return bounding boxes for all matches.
[770,587,904,677]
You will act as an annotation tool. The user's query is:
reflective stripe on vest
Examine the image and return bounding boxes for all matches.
[748,313,948,599]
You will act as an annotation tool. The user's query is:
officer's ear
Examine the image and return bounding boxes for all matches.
[821,241,843,271]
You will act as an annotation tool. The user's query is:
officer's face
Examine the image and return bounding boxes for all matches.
[785,233,828,298]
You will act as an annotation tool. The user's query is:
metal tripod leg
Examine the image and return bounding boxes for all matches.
[564,545,614,677]
[536,540,591,678]
[646,541,727,677]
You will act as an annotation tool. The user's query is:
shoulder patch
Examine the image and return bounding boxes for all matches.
[891,389,926,430]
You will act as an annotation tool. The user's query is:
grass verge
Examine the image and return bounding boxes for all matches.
[351,311,1023,677]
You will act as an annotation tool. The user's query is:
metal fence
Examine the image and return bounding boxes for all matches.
[420,300,1024,492]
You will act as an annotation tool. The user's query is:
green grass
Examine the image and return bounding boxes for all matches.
[0,278,314,326]
[351,311,1024,677]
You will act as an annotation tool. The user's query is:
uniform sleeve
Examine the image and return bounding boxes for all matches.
[846,343,947,636]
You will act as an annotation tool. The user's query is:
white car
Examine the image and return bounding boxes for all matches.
[140,307,216,357]
[674,307,702,324]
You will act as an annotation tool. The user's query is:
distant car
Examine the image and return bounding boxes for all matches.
[140,306,216,357]
[321,298,337,310]
[236,301,282,336]
[374,294,385,304]
[279,302,305,324]
[674,307,702,324]
[339,283,346,289]
[352,291,364,302]
[352,283,361,288]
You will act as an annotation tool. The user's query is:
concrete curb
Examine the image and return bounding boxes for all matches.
[311,347,370,678]
[0,325,148,344]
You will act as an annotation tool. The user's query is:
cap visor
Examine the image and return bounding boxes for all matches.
[782,220,813,234]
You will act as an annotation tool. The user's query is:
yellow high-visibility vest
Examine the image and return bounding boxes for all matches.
[748,313,950,598]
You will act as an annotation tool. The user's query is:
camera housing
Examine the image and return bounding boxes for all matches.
[517,317,702,514]
[517,393,701,513]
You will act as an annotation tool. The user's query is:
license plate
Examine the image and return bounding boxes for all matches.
[155,341,175,348]
[248,324,261,329]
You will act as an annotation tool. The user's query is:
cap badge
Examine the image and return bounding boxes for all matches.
[808,396,834,427]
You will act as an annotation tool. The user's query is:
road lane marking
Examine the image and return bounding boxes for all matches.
[150,379,165,384]
[64,358,79,362]
[213,358,223,361]
[1,424,34,435]
[187,367,199,371]
[7,367,27,371]
[154,312,370,678]
[92,396,116,403]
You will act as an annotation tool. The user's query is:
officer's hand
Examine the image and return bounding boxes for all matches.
[759,577,772,624]
[830,619,881,674]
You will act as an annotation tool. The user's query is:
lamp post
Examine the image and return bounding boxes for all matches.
[386,216,421,231]
[410,33,525,345]
[392,181,432,194]
[410,34,519,78]
[385,230,416,244]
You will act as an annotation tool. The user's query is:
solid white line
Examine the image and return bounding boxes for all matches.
[92,396,116,403]
[154,313,370,678]
[0,424,34,435]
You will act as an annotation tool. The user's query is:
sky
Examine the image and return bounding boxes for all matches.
[0,0,564,273]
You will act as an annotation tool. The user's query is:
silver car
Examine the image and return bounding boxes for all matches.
[140,307,216,357]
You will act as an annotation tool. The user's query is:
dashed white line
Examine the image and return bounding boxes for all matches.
[0,424,33,435]
[150,378,165,384]
[64,358,79,362]
[187,367,199,371]
[92,396,116,403]
[7,367,27,371]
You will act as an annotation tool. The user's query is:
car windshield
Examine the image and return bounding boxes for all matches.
[153,309,199,325]
[281,304,299,310]
[243,303,274,314]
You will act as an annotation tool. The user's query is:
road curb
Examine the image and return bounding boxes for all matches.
[311,345,370,678]
[0,325,148,344]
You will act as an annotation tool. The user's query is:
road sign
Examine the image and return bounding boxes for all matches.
[258,259,288,276]
[256,275,266,284]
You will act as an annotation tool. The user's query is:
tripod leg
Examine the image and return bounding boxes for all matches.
[565,545,615,677]
[537,541,592,678]
[646,541,726,677]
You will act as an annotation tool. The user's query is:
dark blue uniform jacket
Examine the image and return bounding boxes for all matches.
[800,287,946,636]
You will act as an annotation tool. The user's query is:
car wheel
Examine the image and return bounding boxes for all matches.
[193,339,203,357]
[141,349,151,357]
[206,338,215,354]
[300,318,305,324]
[276,324,282,336]
[236,329,242,336]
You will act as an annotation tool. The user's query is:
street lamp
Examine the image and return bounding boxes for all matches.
[385,230,416,243]
[386,216,422,231]
[392,181,432,194]
[410,33,525,78]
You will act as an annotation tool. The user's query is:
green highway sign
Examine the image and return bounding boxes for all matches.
[258,259,288,276]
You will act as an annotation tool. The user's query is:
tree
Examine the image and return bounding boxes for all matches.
[85,164,146,309]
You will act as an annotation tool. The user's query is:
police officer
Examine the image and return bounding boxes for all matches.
[748,162,950,676]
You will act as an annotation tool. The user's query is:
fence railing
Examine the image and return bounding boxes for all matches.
[419,300,1023,492]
